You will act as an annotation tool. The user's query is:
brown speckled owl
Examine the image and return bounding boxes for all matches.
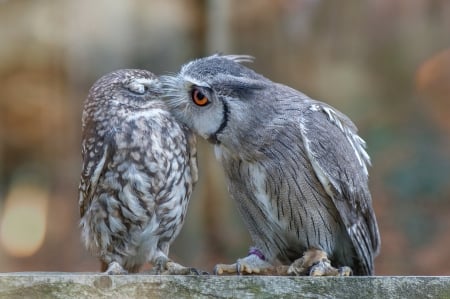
[79,69,199,275]
[161,55,380,276]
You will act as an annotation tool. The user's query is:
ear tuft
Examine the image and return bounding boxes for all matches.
[214,54,255,64]
[215,74,266,93]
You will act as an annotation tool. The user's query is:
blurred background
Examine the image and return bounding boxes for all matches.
[0,0,449,275]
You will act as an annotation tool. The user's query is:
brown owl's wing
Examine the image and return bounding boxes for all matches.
[299,103,380,275]
[78,129,116,218]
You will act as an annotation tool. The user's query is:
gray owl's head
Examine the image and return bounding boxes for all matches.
[161,54,273,146]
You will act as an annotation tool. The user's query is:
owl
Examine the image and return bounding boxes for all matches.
[161,55,380,276]
[79,69,199,275]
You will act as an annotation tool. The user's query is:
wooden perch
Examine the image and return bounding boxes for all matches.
[0,273,449,298]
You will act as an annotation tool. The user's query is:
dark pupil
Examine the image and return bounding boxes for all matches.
[196,90,204,100]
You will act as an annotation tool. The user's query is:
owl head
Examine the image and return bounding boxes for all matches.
[82,69,165,135]
[161,54,273,146]
[85,69,163,114]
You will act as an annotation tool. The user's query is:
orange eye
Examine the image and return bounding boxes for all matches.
[191,88,210,106]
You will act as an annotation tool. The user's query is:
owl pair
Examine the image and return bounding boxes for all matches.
[79,55,380,276]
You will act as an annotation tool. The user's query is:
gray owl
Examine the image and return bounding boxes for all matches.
[79,69,199,275]
[161,55,380,276]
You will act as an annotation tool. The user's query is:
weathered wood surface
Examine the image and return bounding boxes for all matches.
[0,273,449,299]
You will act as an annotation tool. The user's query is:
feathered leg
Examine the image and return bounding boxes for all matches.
[214,247,277,275]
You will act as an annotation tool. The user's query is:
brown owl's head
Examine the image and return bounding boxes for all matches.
[82,69,165,130]
[86,69,162,110]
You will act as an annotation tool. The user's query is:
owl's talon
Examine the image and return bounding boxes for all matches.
[237,261,257,274]
[237,261,250,274]
[215,253,274,275]
[214,263,239,275]
[149,258,205,275]
[199,269,210,275]
[288,248,328,276]
[179,266,209,275]
[288,248,352,276]
[309,260,353,277]
[188,267,200,275]
[104,261,128,275]
[338,266,353,276]
[309,259,339,276]
[150,256,168,275]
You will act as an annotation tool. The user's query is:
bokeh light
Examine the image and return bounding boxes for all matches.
[0,183,49,258]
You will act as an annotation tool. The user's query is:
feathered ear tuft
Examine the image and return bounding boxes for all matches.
[213,54,255,64]
[214,74,266,94]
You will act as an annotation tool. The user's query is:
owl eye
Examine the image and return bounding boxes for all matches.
[191,88,210,106]
[127,82,148,95]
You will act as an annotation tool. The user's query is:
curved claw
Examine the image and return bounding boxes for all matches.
[104,261,128,275]
[175,264,209,275]
[237,259,261,274]
[148,257,207,275]
[288,248,353,277]
[149,256,168,275]
[338,266,353,276]
[164,260,207,275]
[197,269,210,275]
[309,261,353,276]
[215,254,274,276]
[309,260,339,276]
[214,263,239,275]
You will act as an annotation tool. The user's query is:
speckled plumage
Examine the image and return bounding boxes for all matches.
[79,69,198,274]
[161,55,380,275]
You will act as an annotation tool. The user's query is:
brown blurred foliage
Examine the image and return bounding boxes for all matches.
[416,49,450,132]
[0,0,449,275]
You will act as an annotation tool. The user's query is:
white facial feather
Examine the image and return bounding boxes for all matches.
[161,73,226,140]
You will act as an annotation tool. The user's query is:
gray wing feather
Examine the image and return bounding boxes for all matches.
[299,103,380,274]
